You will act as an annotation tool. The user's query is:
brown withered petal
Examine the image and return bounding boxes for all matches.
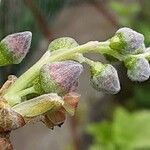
[63,92,80,116]
[0,75,17,96]
[0,138,13,150]
[24,115,44,124]
[43,118,55,129]
[0,108,25,132]
[0,132,13,150]
[43,107,66,129]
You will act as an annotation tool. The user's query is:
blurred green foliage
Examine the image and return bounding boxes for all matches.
[1,1,150,149]
[109,0,150,45]
[109,1,140,26]
[88,1,150,149]
[87,107,150,150]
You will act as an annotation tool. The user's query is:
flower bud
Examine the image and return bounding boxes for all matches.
[110,27,145,54]
[125,57,150,82]
[34,61,83,95]
[12,93,64,118]
[90,62,120,94]
[0,31,32,66]
[48,37,78,52]
[0,108,25,132]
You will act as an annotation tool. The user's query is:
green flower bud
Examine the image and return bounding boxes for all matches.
[33,61,83,95]
[125,57,150,82]
[12,93,64,118]
[48,37,78,52]
[110,27,145,54]
[90,62,120,94]
[0,31,32,66]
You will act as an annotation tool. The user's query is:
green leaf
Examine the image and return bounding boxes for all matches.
[87,107,150,150]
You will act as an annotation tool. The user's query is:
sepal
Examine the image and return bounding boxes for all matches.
[12,93,64,117]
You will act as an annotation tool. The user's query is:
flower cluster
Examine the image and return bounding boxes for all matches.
[0,27,150,149]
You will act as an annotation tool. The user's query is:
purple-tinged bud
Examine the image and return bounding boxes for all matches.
[48,37,78,52]
[36,61,83,95]
[110,27,145,54]
[125,57,150,82]
[0,31,32,66]
[90,63,120,94]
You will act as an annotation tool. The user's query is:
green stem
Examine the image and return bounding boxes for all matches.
[4,51,51,95]
[3,41,126,106]
[5,41,100,94]
[134,51,150,61]
[4,87,37,106]
[16,87,37,97]
[73,53,95,65]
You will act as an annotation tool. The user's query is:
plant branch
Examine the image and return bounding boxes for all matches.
[4,41,100,98]
[90,0,120,28]
[69,117,81,150]
[24,0,52,39]
[16,86,37,97]
[4,39,150,106]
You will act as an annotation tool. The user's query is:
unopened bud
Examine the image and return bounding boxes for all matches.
[35,61,83,95]
[0,31,32,66]
[125,57,150,82]
[12,93,64,118]
[110,27,145,54]
[48,37,78,52]
[90,62,120,94]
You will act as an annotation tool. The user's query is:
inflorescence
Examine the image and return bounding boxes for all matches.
[0,27,150,149]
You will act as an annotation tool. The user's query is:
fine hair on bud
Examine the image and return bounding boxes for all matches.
[48,37,79,52]
[0,31,32,65]
[117,27,145,53]
[39,61,83,95]
[90,64,120,94]
[127,57,150,82]
[110,27,145,54]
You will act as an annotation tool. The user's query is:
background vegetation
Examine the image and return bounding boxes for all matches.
[0,0,150,150]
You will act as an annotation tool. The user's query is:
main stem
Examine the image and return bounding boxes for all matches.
[5,40,149,106]
[6,41,99,93]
